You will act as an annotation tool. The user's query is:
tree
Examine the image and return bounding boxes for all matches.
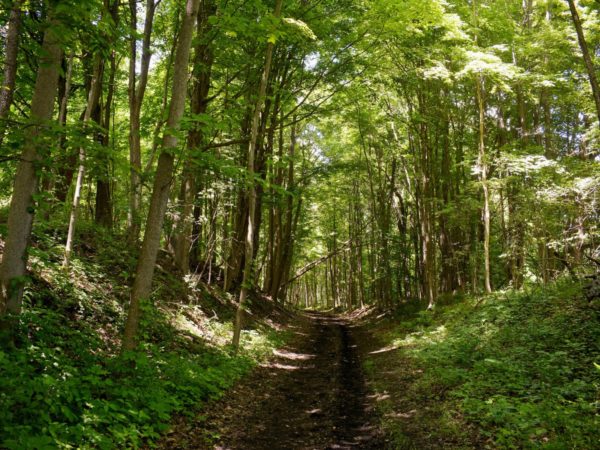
[232,0,284,351]
[0,0,22,145]
[128,0,161,244]
[0,9,62,325]
[122,0,200,351]
[567,0,600,127]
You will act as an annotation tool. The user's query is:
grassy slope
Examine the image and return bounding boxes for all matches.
[363,281,600,449]
[0,222,290,449]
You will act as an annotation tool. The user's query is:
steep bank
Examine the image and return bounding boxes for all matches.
[360,281,600,449]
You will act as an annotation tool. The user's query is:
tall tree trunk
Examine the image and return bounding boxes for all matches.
[173,0,216,273]
[0,0,22,146]
[122,0,200,352]
[54,55,74,203]
[63,57,104,267]
[95,0,119,229]
[476,76,492,293]
[128,0,160,244]
[415,88,437,309]
[270,123,296,301]
[95,51,118,228]
[224,105,253,292]
[0,16,62,322]
[232,0,284,350]
[567,0,600,127]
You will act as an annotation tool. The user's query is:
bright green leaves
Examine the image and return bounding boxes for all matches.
[457,49,519,95]
[371,0,447,37]
[259,15,318,45]
[0,301,273,449]
[283,17,317,41]
[460,50,516,78]
[219,8,317,46]
[420,61,453,83]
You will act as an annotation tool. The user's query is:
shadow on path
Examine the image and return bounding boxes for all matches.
[161,311,386,449]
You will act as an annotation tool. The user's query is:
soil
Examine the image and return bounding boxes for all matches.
[160,312,387,449]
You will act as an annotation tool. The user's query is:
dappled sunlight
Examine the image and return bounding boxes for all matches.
[259,361,303,371]
[273,349,315,360]
[292,330,311,337]
[172,308,232,348]
[385,409,418,419]
[369,344,402,354]
[391,325,448,349]
[367,392,391,402]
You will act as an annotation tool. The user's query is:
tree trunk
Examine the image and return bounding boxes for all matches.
[173,0,216,273]
[270,123,296,301]
[128,0,160,244]
[0,0,22,146]
[122,0,200,352]
[54,55,74,203]
[95,1,119,229]
[567,0,600,127]
[476,76,492,293]
[0,16,62,320]
[63,57,104,267]
[224,105,253,291]
[232,0,284,350]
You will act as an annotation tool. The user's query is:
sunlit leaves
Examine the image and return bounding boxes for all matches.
[282,17,317,41]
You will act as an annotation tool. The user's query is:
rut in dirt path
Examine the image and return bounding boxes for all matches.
[171,312,386,449]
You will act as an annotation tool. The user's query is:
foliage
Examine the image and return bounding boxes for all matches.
[366,281,600,448]
[0,223,285,449]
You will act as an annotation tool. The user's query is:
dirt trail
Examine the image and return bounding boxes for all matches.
[162,312,386,449]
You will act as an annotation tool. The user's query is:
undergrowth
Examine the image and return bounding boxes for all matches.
[365,280,600,449]
[0,221,287,449]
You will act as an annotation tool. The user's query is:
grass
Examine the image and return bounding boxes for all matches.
[0,221,289,449]
[363,280,600,449]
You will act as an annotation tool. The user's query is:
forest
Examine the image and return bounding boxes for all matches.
[0,0,599,448]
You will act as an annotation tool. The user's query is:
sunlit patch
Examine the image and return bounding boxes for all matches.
[172,308,233,348]
[369,344,401,354]
[385,409,417,419]
[259,362,301,371]
[368,392,391,402]
[273,349,315,360]
[391,325,448,348]
[293,331,311,336]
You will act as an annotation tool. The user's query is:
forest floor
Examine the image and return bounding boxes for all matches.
[158,311,388,449]
[157,281,600,450]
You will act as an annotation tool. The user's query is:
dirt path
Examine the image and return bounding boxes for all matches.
[162,312,386,449]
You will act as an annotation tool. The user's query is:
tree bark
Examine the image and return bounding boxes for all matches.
[0,16,62,320]
[0,0,22,146]
[270,123,296,301]
[567,0,600,127]
[122,0,200,352]
[95,0,120,229]
[232,0,284,350]
[54,55,74,203]
[63,57,104,267]
[476,76,492,293]
[173,0,216,273]
[128,0,160,244]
